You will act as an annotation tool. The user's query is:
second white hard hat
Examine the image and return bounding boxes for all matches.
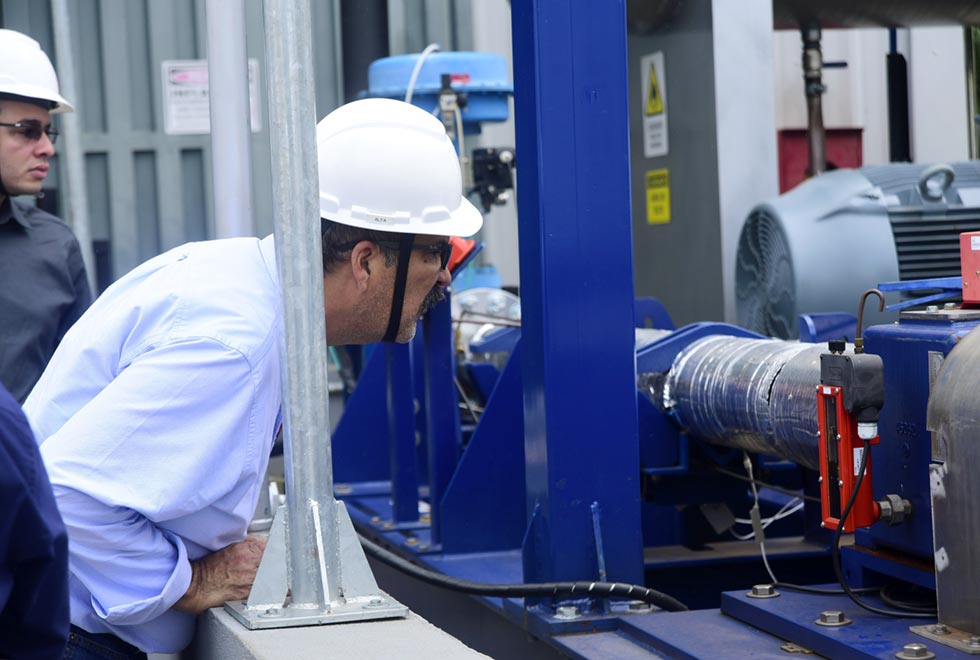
[317,98,482,237]
[0,29,73,113]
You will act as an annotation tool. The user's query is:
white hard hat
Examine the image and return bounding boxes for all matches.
[0,29,73,113]
[317,98,482,237]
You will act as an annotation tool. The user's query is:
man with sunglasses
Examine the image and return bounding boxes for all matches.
[0,29,92,404]
[25,98,481,656]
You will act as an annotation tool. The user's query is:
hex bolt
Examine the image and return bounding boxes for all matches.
[926,305,939,313]
[943,302,957,310]
[898,643,929,658]
[929,624,949,635]
[815,610,851,626]
[747,584,779,598]
[970,636,980,648]
[555,605,580,619]
[258,607,282,618]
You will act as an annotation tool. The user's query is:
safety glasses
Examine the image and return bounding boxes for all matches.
[0,119,59,145]
[340,239,453,271]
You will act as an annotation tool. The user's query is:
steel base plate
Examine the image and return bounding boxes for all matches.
[225,592,408,630]
[910,624,980,655]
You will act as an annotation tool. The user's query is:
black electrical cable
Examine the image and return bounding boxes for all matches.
[358,532,689,612]
[712,465,820,503]
[774,582,878,595]
[832,439,934,619]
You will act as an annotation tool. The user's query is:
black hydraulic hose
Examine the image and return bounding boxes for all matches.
[358,533,688,612]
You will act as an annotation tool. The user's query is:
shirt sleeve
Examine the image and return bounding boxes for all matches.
[55,237,92,344]
[0,393,70,659]
[40,336,263,625]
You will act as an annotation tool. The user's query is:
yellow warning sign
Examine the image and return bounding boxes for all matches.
[646,169,670,225]
[646,64,664,116]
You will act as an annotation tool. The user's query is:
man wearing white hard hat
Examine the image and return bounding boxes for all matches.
[0,29,91,405]
[25,97,482,655]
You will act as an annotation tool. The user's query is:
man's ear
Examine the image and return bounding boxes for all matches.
[349,240,376,291]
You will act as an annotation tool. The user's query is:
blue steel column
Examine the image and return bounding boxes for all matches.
[511,1,642,586]
[423,295,461,545]
[386,343,420,523]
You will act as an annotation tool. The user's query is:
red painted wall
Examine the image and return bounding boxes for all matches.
[778,128,863,193]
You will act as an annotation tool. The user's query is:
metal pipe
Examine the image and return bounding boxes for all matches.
[886,28,912,162]
[50,0,97,294]
[660,336,827,470]
[773,0,980,29]
[802,24,827,177]
[263,0,340,608]
[206,0,254,238]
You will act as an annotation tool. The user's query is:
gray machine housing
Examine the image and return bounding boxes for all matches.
[737,162,980,338]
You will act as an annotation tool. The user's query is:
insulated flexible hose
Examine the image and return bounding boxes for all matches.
[358,533,689,612]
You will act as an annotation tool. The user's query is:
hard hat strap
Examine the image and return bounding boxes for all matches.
[382,233,416,343]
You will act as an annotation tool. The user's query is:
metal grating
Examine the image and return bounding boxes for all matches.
[889,207,980,279]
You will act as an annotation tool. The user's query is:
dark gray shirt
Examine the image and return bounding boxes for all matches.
[0,198,91,402]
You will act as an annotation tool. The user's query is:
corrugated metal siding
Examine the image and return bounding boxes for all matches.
[3,0,419,287]
[2,0,471,287]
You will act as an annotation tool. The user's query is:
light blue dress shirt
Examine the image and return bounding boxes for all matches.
[24,235,282,653]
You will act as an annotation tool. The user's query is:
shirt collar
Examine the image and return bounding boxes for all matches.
[259,234,279,290]
[0,197,31,230]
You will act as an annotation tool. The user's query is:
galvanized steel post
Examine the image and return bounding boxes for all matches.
[206,0,255,238]
[50,0,97,294]
[263,0,340,608]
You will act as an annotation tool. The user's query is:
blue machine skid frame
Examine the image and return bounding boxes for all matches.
[324,1,978,658]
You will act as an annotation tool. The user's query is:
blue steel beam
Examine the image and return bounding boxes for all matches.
[422,295,461,545]
[386,342,420,523]
[512,0,642,586]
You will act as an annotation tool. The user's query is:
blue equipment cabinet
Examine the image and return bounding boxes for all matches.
[850,309,980,587]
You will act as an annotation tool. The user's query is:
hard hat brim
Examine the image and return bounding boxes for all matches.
[320,195,484,238]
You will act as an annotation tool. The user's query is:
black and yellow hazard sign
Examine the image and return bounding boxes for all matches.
[641,52,668,158]
[646,65,664,116]
[645,168,670,225]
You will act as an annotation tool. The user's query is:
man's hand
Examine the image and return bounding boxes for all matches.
[174,535,268,613]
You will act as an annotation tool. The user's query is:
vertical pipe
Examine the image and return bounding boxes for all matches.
[340,0,389,102]
[965,27,978,160]
[206,0,254,238]
[263,0,340,608]
[887,28,912,162]
[802,24,827,176]
[50,0,97,294]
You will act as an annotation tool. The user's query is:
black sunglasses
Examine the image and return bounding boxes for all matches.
[0,119,59,145]
[338,239,453,271]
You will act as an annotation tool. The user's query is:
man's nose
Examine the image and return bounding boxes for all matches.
[436,268,452,287]
[35,132,55,157]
